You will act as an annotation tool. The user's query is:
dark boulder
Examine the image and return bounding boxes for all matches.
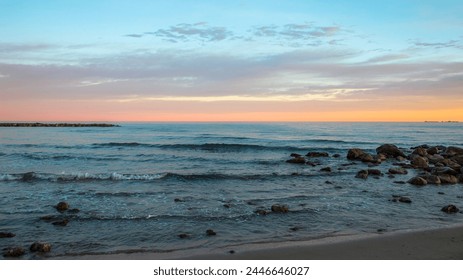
[347,148,367,160]
[355,170,369,179]
[3,247,25,258]
[408,176,427,186]
[376,144,406,158]
[55,201,69,212]
[206,229,217,236]
[320,167,332,172]
[332,154,341,158]
[423,175,441,184]
[427,146,440,155]
[441,205,459,213]
[367,169,382,176]
[178,233,191,239]
[451,155,463,165]
[0,232,15,238]
[306,151,329,157]
[444,146,463,156]
[30,242,52,253]
[410,155,429,169]
[391,195,412,203]
[388,167,408,175]
[255,209,269,215]
[286,157,306,164]
[438,174,459,184]
[21,172,36,182]
[412,147,428,157]
[271,204,289,213]
[290,153,302,158]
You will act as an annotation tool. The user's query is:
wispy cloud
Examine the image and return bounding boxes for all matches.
[412,39,463,49]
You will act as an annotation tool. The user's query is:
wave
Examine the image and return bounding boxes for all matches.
[14,153,120,161]
[0,171,329,182]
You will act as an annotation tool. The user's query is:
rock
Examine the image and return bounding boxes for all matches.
[408,176,427,186]
[427,146,440,155]
[255,209,269,215]
[393,181,406,184]
[320,167,332,172]
[459,174,463,183]
[3,247,25,258]
[396,156,407,161]
[376,144,406,158]
[444,146,463,156]
[412,147,428,157]
[441,205,459,213]
[377,153,387,161]
[0,232,15,238]
[432,166,459,176]
[174,198,184,202]
[178,233,191,239]
[355,170,369,179]
[347,148,367,160]
[290,153,302,158]
[67,208,80,214]
[52,219,69,226]
[440,159,461,170]
[451,155,463,165]
[360,153,375,163]
[286,157,306,164]
[325,181,333,184]
[367,169,382,176]
[423,175,441,184]
[30,242,52,253]
[391,196,412,203]
[438,174,459,184]
[55,201,69,212]
[306,151,329,157]
[21,172,36,181]
[388,167,408,175]
[332,154,341,158]
[206,229,217,236]
[271,204,289,213]
[427,154,445,164]
[410,155,429,169]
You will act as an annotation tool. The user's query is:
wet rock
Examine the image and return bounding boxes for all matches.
[52,219,69,226]
[206,229,217,236]
[412,147,428,157]
[255,209,269,215]
[320,167,332,172]
[290,226,302,231]
[355,170,369,179]
[459,174,463,183]
[178,233,191,239]
[21,172,36,181]
[427,146,440,155]
[391,195,412,203]
[410,155,429,169]
[306,161,320,167]
[228,250,235,254]
[286,157,306,164]
[0,232,15,238]
[427,154,445,164]
[393,181,406,184]
[3,247,25,258]
[376,144,406,158]
[347,148,367,160]
[67,208,80,214]
[290,153,302,158]
[396,156,407,162]
[30,242,52,253]
[408,176,427,186]
[432,166,459,176]
[440,159,461,170]
[367,169,382,176]
[332,154,341,158]
[271,204,289,213]
[438,174,459,184]
[55,201,69,212]
[325,180,333,184]
[174,198,184,203]
[423,175,441,184]
[444,146,463,156]
[388,167,408,175]
[438,192,445,195]
[451,155,463,165]
[306,151,329,157]
[223,203,231,208]
[441,204,459,213]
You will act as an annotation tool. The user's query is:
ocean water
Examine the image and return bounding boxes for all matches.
[1,122,463,259]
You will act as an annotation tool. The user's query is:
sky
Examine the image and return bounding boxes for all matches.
[0,0,462,122]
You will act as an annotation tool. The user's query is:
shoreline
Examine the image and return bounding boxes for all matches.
[55,224,463,260]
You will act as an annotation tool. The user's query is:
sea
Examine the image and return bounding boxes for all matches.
[1,122,463,259]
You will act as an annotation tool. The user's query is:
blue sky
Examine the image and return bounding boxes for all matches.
[1,0,462,121]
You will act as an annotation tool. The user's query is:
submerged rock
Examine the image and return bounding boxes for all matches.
[367,169,382,176]
[408,176,427,186]
[30,242,52,253]
[0,232,15,238]
[441,205,459,213]
[320,167,332,172]
[388,167,408,175]
[306,151,329,157]
[286,157,306,164]
[206,229,217,236]
[3,247,25,258]
[271,204,289,213]
[178,233,191,239]
[355,170,369,179]
[255,209,269,215]
[391,195,412,203]
[376,144,406,158]
[55,201,69,212]
[52,219,69,226]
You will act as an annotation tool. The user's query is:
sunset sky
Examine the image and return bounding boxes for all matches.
[1,0,462,122]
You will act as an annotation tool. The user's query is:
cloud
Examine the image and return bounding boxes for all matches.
[251,23,342,40]
[412,39,463,49]
[365,53,410,64]
[0,43,56,53]
[144,22,233,42]
[124,34,144,38]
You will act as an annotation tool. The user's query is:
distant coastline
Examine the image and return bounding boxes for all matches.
[424,121,460,123]
[0,123,119,127]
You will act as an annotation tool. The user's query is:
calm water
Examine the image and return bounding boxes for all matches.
[1,122,463,258]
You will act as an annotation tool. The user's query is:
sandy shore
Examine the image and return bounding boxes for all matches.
[66,225,463,260]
